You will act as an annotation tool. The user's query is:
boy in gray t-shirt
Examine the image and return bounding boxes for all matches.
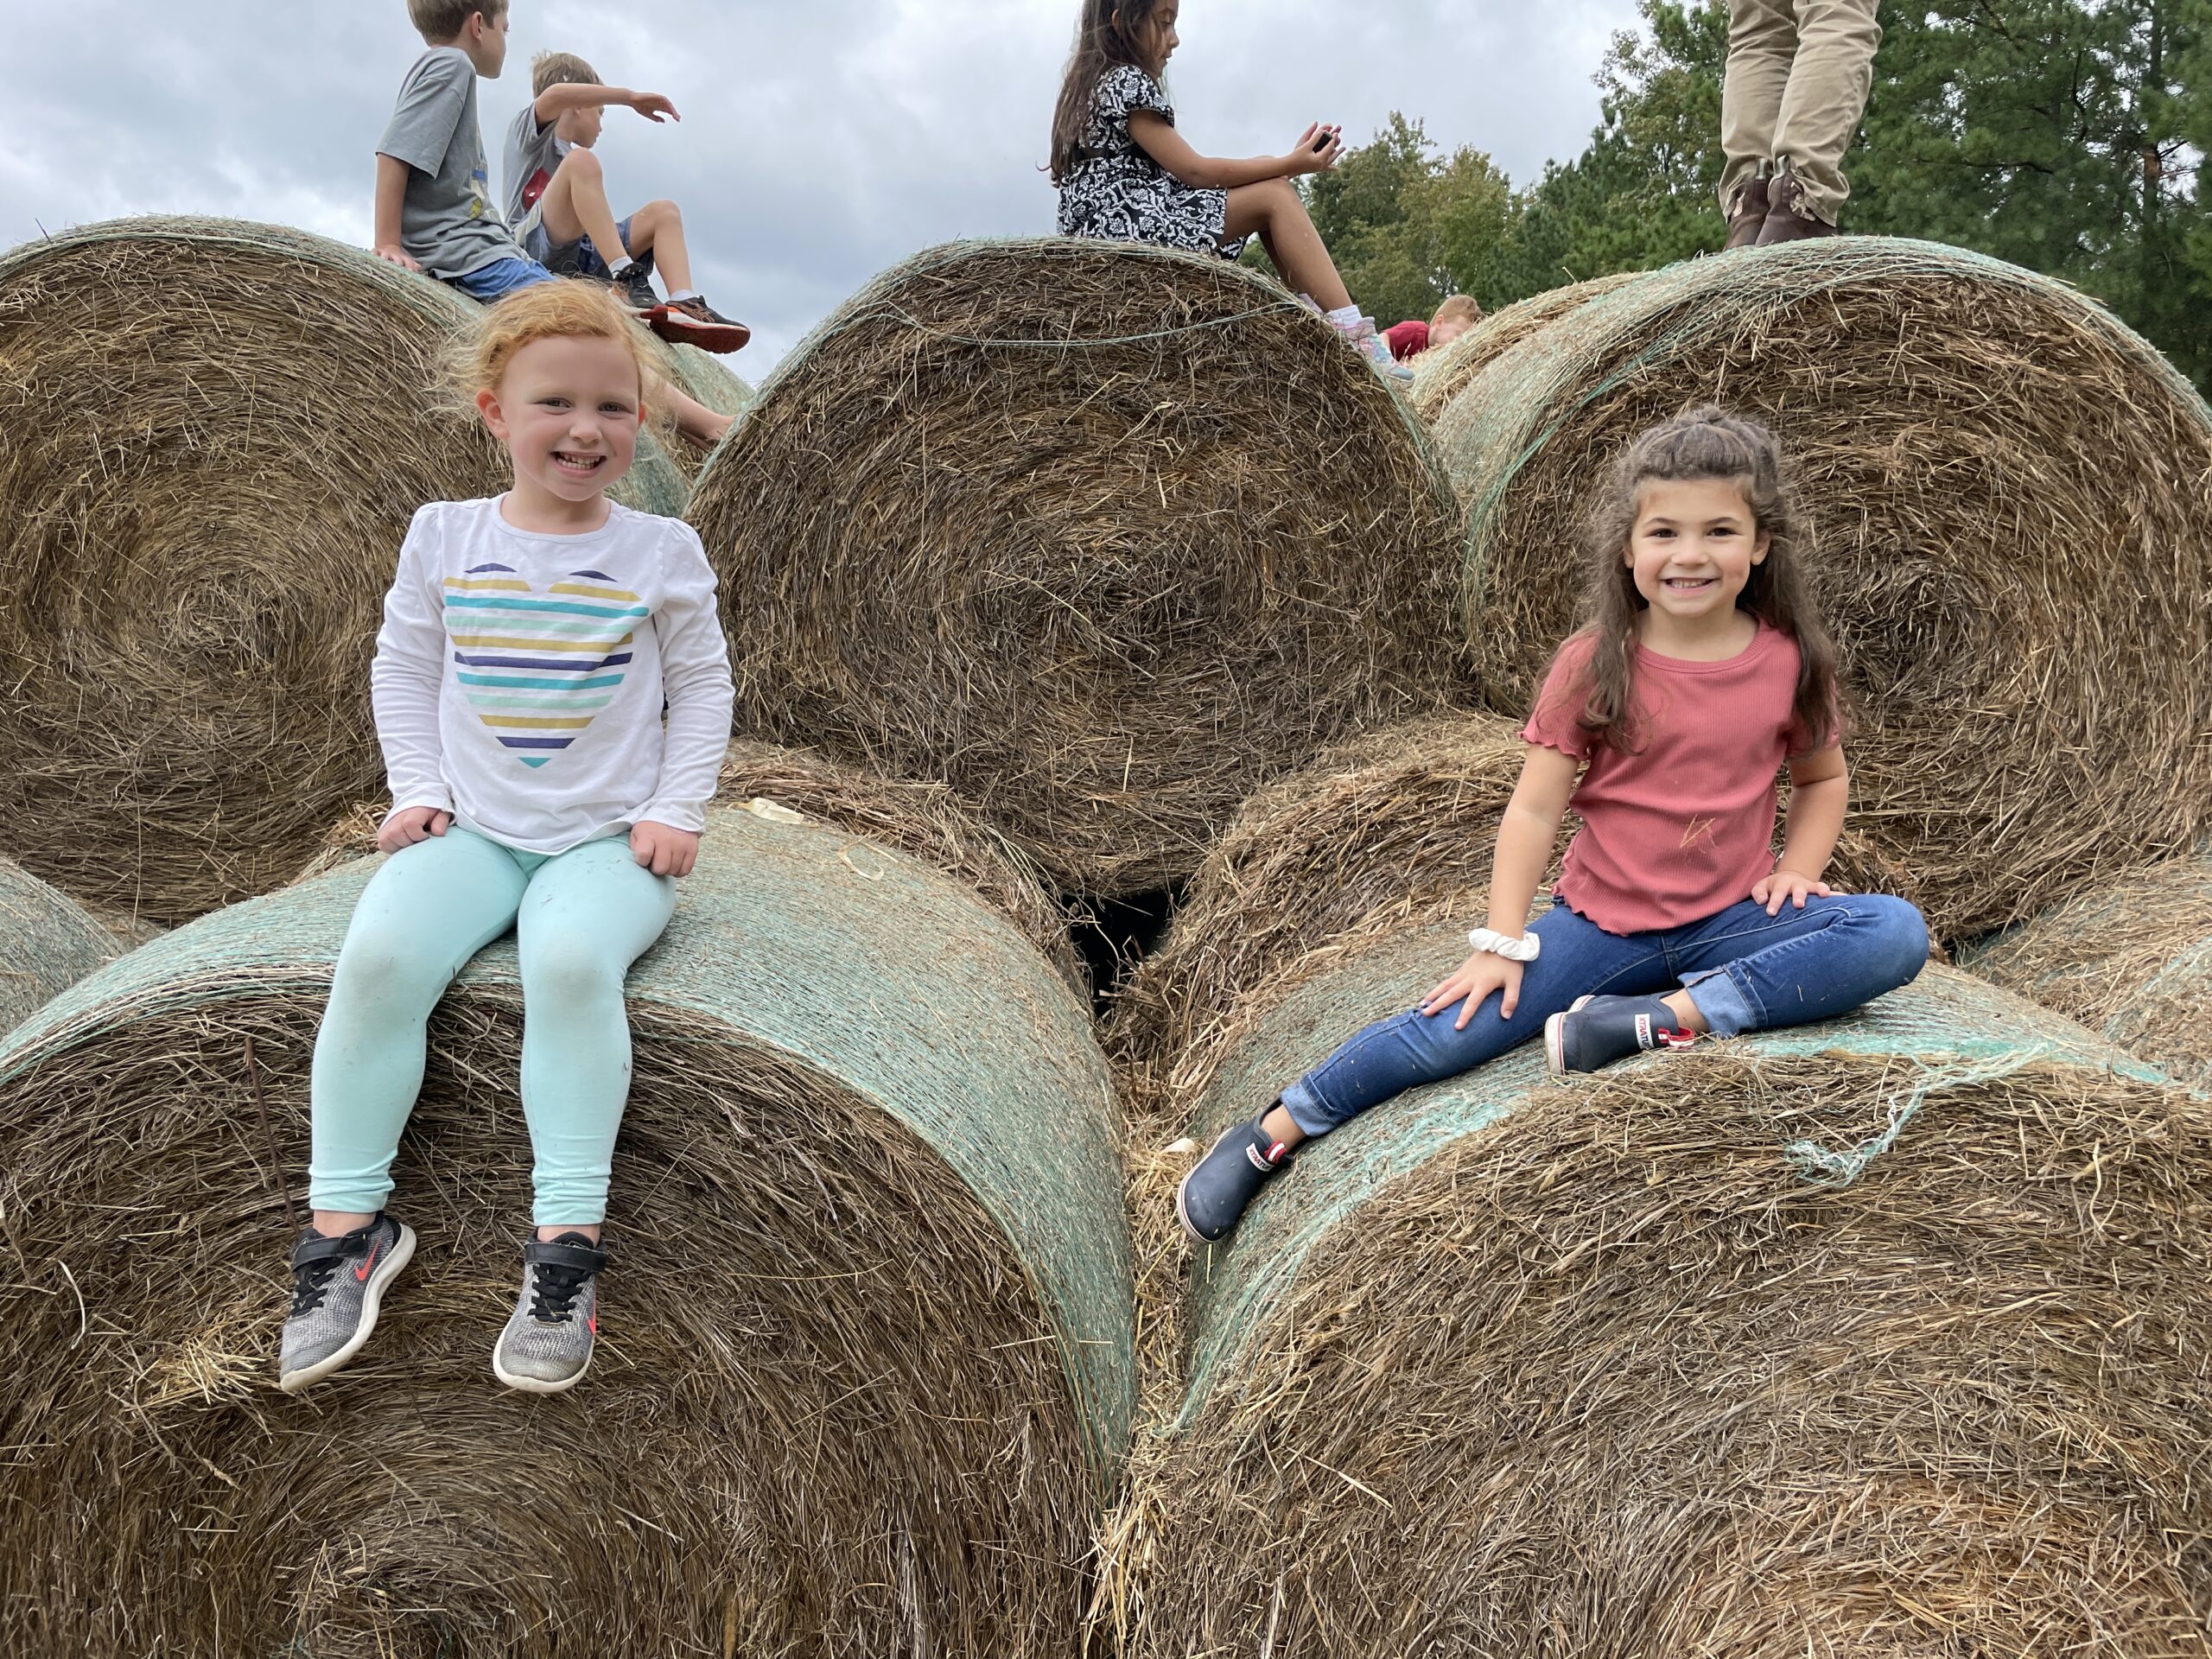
[373,2,740,440]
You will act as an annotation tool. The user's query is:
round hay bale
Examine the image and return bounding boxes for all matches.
[1097,929,2212,1656]
[296,737,1087,993]
[0,855,115,1033]
[1965,851,2212,1091]
[1434,238,2212,942]
[1408,271,1644,422]
[684,237,1467,898]
[0,804,1132,1656]
[0,216,700,926]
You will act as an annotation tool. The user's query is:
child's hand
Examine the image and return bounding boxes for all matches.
[373,243,423,272]
[631,821,699,878]
[1752,868,1833,915]
[378,806,450,853]
[1420,950,1523,1031]
[629,92,680,124]
[1286,124,1344,175]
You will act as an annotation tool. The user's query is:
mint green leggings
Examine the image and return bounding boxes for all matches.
[308,826,675,1225]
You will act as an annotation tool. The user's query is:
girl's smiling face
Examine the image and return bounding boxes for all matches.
[1624,475,1770,622]
[475,333,642,510]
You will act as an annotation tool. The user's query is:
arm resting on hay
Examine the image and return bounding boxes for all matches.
[371,154,420,270]
[371,506,456,823]
[1127,111,1306,191]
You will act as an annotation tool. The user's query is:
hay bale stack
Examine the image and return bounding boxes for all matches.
[684,238,1466,898]
[0,855,115,1033]
[0,805,1131,1656]
[1098,928,2212,1656]
[0,216,701,926]
[298,736,1085,992]
[1966,851,2212,1090]
[1408,271,1643,422]
[1432,238,2212,942]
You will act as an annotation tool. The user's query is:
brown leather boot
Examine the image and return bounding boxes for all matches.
[1724,176,1770,251]
[1755,166,1841,245]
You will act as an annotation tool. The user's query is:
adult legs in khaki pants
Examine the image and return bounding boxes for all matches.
[1719,0,1882,231]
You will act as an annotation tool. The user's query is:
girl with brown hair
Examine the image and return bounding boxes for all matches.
[1179,407,1930,1243]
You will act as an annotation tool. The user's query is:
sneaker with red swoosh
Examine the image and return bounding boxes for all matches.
[277,1211,416,1394]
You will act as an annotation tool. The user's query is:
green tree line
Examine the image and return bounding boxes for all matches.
[1255,0,2212,388]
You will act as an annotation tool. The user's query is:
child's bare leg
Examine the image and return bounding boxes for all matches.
[1226,179,1353,312]
[620,200,694,293]
[312,1209,378,1236]
[1660,988,1713,1033]
[537,149,642,271]
[538,1223,603,1243]
[654,383,731,447]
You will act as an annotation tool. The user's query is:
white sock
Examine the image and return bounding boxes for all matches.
[1325,303,1361,326]
[608,257,636,276]
[669,289,701,302]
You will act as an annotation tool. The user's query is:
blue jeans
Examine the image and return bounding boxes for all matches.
[448,255,558,303]
[1281,892,1929,1135]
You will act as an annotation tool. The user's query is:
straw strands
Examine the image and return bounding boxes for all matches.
[1431,238,2212,942]
[684,237,1466,898]
[0,805,1131,1656]
[0,855,114,1033]
[1966,851,2212,1092]
[1097,928,2212,1656]
[1409,271,1643,422]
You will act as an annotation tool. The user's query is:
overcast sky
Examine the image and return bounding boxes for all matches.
[5,0,1645,373]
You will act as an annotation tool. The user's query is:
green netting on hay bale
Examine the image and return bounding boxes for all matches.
[0,854,115,1034]
[1434,238,2212,944]
[0,216,698,926]
[1408,271,1645,423]
[1093,925,2212,1656]
[1964,850,2212,1093]
[0,806,1131,1657]
[684,237,1466,898]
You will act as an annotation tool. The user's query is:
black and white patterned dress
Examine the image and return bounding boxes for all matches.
[1056,65,1249,261]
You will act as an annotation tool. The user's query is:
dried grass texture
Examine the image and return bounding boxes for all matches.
[684,238,1466,898]
[298,736,1087,995]
[1409,271,1644,422]
[0,216,700,927]
[1966,851,2212,1091]
[0,806,1132,1657]
[1096,926,2212,1656]
[0,855,115,1033]
[1433,238,2212,942]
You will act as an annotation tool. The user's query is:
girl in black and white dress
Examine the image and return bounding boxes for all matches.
[1049,0,1413,383]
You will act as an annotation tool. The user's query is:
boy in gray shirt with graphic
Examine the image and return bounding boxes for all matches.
[374,1,739,434]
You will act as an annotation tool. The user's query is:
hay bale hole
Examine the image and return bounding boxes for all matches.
[1098,918,2212,1656]
[1432,238,2212,942]
[683,236,1467,901]
[0,804,1132,1656]
[0,216,709,930]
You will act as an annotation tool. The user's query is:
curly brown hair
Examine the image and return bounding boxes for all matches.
[1560,405,1841,753]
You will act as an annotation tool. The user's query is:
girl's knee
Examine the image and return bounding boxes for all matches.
[521,931,626,1013]
[1856,895,1930,987]
[329,924,450,1014]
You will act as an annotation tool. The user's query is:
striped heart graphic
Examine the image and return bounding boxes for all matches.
[442,563,644,769]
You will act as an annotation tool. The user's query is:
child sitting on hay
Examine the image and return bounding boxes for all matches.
[373,0,738,441]
[1179,407,1931,1243]
[278,280,734,1395]
[502,49,750,353]
[1049,0,1413,384]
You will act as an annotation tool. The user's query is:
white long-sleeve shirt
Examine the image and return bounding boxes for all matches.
[372,496,735,853]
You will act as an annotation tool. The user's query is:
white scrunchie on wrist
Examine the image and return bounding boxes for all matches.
[1468,926,1541,963]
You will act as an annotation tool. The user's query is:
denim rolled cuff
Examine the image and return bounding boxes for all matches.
[1278,1077,1336,1139]
[1680,963,1759,1037]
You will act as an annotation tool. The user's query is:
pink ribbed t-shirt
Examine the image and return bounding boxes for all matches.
[1522,623,1833,935]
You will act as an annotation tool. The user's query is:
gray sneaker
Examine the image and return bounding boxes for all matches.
[492,1233,607,1395]
[276,1212,416,1395]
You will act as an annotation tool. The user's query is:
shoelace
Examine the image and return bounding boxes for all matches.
[289,1255,342,1318]
[529,1261,595,1325]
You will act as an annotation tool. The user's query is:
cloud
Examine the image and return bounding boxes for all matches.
[3,0,1646,372]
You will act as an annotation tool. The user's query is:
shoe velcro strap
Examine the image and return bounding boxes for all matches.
[290,1231,366,1268]
[524,1238,608,1274]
